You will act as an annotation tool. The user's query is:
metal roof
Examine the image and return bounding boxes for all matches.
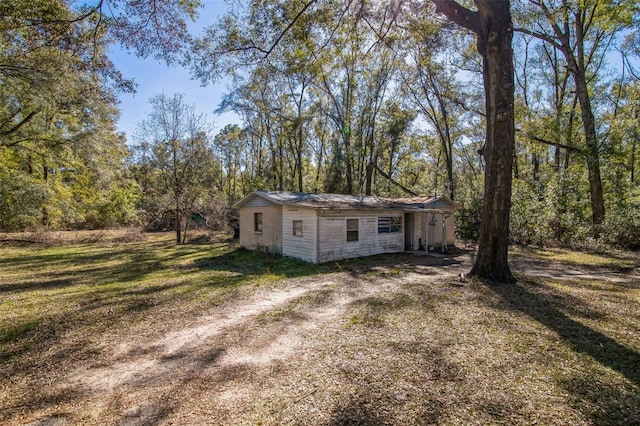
[234,190,459,211]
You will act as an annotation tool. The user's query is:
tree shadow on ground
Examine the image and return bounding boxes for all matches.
[328,397,391,426]
[487,279,640,424]
[193,246,472,280]
[192,247,333,278]
[0,241,187,294]
[341,250,470,278]
[510,246,640,269]
[509,258,640,291]
[1,241,472,424]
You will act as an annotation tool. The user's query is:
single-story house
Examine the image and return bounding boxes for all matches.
[233,190,460,263]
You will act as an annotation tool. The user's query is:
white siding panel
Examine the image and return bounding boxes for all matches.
[423,212,456,248]
[282,207,318,263]
[317,211,403,262]
[426,212,439,248]
[413,213,424,250]
[238,205,283,253]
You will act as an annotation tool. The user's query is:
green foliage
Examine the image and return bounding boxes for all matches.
[602,187,640,249]
[94,181,142,228]
[455,193,482,241]
[509,164,594,247]
[0,159,46,231]
[510,178,554,246]
[0,0,149,231]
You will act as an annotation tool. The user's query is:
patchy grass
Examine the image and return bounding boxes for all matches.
[242,276,640,425]
[0,231,328,363]
[1,235,639,425]
[511,245,639,269]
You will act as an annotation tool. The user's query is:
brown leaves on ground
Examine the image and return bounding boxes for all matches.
[1,234,639,425]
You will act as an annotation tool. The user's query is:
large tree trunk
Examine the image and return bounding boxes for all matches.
[365,161,374,196]
[433,0,515,283]
[530,2,605,232]
[573,70,605,228]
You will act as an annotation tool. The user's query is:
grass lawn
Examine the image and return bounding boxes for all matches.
[1,230,639,425]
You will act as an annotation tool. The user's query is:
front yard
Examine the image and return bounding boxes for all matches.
[1,231,639,425]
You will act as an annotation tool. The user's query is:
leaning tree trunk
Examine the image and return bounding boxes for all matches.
[433,0,515,283]
[175,194,182,244]
[573,70,605,230]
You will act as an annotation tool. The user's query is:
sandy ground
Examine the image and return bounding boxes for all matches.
[6,248,639,425]
[3,251,465,425]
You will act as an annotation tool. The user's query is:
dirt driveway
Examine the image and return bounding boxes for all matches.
[5,252,465,425]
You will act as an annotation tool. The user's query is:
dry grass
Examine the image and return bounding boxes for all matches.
[1,233,639,425]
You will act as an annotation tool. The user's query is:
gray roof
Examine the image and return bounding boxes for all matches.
[235,190,459,211]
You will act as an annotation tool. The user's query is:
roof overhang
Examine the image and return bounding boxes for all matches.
[234,190,460,212]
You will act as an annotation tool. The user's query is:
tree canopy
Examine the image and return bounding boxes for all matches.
[1,0,639,273]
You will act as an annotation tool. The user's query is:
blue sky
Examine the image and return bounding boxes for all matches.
[109,0,240,143]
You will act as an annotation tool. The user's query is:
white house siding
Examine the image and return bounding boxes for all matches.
[428,212,443,248]
[444,213,455,246]
[238,203,283,254]
[317,210,404,263]
[282,207,318,263]
[421,212,456,249]
[413,213,424,250]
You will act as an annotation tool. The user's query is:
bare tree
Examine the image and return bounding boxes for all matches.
[135,93,216,243]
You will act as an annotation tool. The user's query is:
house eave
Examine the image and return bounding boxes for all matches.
[234,190,460,212]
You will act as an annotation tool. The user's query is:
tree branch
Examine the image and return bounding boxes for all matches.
[513,27,564,50]
[431,0,481,35]
[0,109,40,138]
[373,163,418,196]
[517,128,585,155]
[263,0,318,58]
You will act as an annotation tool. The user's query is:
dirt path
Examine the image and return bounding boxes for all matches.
[18,254,467,425]
[66,278,340,393]
[17,249,639,425]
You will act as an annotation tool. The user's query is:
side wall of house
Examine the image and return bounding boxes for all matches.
[422,211,456,249]
[282,207,318,263]
[421,200,457,248]
[445,213,455,245]
[239,199,283,253]
[317,210,404,263]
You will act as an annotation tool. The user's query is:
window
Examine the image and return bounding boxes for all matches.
[292,220,303,237]
[378,216,402,233]
[346,219,359,242]
[254,212,263,233]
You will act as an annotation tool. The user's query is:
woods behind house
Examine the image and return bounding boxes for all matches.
[1,1,639,251]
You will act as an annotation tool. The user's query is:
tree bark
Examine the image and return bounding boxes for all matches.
[433,0,515,283]
[365,161,374,196]
[524,1,606,231]
[573,70,605,228]
[176,196,182,244]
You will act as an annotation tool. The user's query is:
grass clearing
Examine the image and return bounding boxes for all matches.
[511,245,639,269]
[0,231,328,360]
[1,233,639,425]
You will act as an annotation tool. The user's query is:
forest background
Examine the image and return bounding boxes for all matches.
[1,0,638,250]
